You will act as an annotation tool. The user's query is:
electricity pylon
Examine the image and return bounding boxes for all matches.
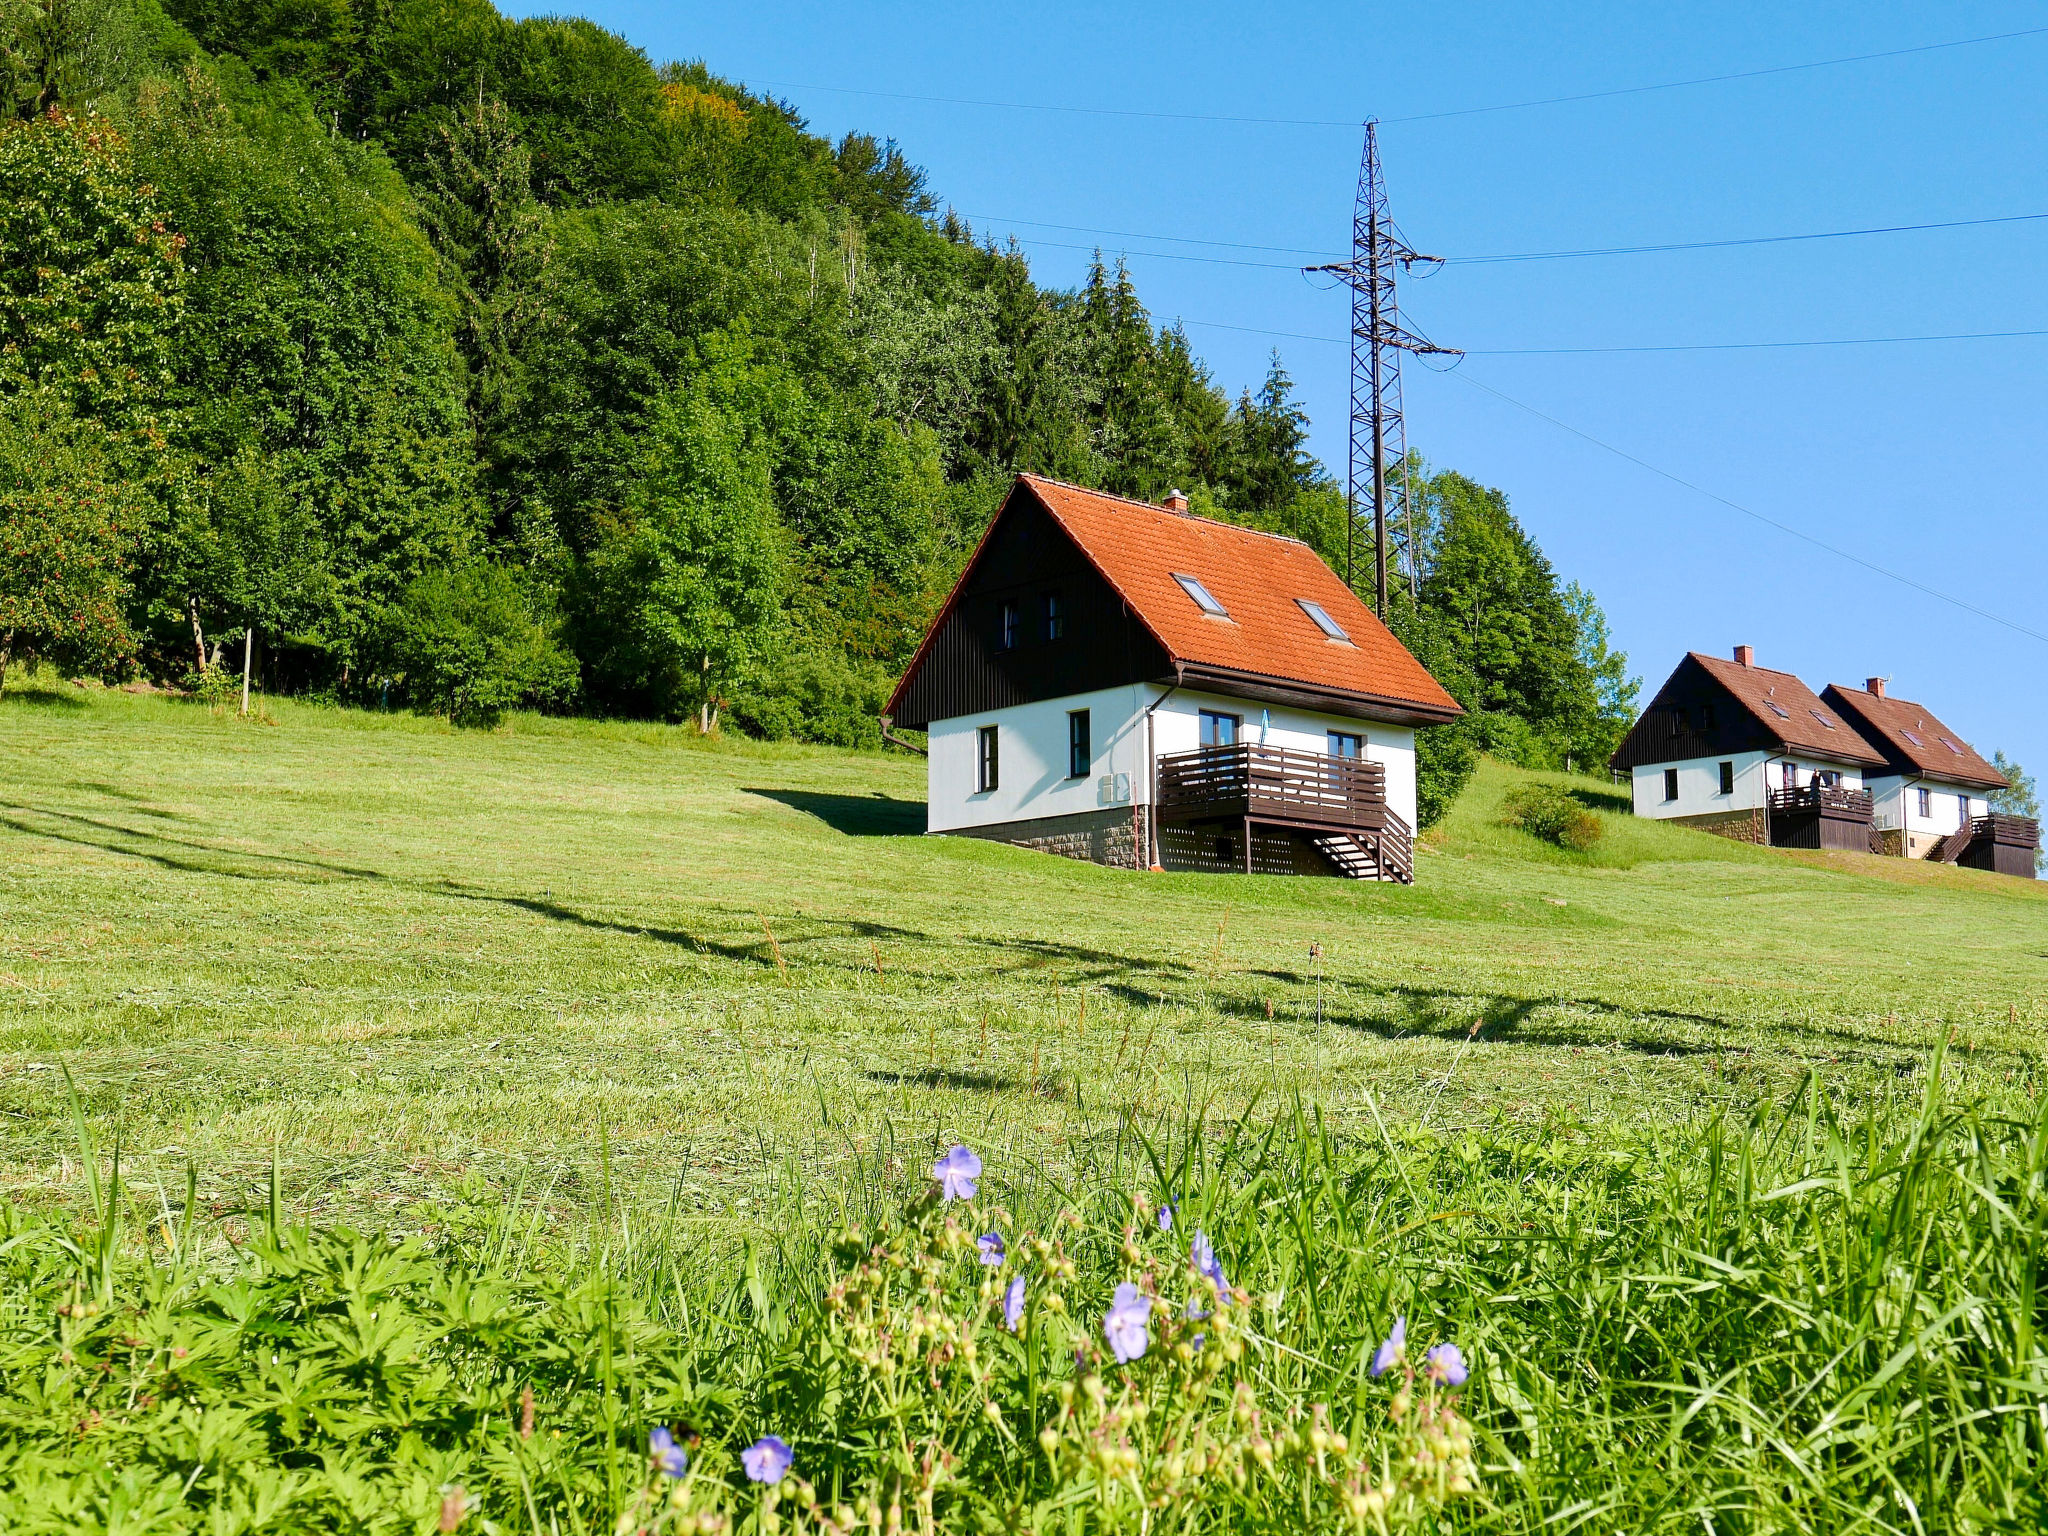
[1308,119,1459,615]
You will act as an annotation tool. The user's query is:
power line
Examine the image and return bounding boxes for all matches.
[971,207,2048,274]
[1176,318,2048,354]
[960,213,1344,260]
[1381,25,2048,123]
[1443,369,2048,648]
[740,25,2048,133]
[1446,210,2048,264]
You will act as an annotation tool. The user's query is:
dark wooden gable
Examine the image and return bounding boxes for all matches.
[889,489,1174,730]
[1609,654,1779,770]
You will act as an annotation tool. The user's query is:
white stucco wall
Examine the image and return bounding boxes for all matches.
[1631,752,1867,819]
[1866,774,1988,851]
[926,684,1423,834]
[926,685,1150,833]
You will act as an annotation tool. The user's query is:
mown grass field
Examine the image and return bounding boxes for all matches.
[2,675,2042,1239]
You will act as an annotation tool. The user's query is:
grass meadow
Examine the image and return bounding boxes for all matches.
[1,677,2045,1532]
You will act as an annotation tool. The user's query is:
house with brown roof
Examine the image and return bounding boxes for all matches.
[1608,646,1887,850]
[885,475,1463,880]
[1820,679,2035,873]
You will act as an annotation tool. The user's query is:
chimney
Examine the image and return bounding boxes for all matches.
[1733,644,1754,668]
[1866,676,1887,699]
[1163,488,1189,514]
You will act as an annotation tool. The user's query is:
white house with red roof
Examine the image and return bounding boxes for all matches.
[884,475,1463,880]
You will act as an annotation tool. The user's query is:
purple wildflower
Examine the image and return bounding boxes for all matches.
[1158,1202,1175,1232]
[648,1426,688,1479]
[1103,1282,1151,1363]
[933,1145,981,1202]
[977,1230,1005,1266]
[1004,1275,1026,1331]
[1189,1231,1226,1294]
[1371,1316,1406,1378]
[741,1435,793,1484]
[1425,1342,1468,1387]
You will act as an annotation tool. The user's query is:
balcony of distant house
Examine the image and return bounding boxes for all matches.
[1928,813,2041,878]
[1767,783,1875,852]
[1153,743,1413,882]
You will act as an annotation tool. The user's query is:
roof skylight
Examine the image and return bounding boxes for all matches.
[1296,599,1349,641]
[1763,700,1790,720]
[1939,736,1964,755]
[1810,709,1836,730]
[1172,573,1228,618]
[1900,729,1924,746]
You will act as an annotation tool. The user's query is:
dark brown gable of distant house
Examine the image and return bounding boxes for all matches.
[888,492,1172,731]
[1609,654,1779,770]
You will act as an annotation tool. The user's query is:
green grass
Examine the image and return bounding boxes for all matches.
[3,679,2046,1531]
[1,678,2043,1238]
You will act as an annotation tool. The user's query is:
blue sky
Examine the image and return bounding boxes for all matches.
[511,2,2047,783]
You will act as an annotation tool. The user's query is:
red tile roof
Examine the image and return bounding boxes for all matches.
[1819,684,2008,791]
[1022,476,1461,718]
[1687,652,1887,767]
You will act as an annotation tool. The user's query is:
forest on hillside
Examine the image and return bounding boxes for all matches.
[0,0,1640,821]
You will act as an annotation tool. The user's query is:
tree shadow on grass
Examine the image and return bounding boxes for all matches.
[1,686,87,710]
[0,798,1187,986]
[863,1066,1017,1093]
[745,788,925,837]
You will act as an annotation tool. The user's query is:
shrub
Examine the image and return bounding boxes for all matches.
[381,563,578,726]
[1499,780,1603,850]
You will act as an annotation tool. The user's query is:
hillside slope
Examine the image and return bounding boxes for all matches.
[2,681,2041,1230]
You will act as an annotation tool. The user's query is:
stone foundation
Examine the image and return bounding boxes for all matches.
[944,807,1147,869]
[1672,807,1768,845]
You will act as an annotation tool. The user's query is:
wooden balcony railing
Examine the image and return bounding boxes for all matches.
[1972,813,2041,849]
[1155,743,1386,831]
[1767,785,1874,821]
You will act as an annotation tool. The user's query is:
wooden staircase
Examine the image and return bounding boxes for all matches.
[1309,809,1415,884]
[1926,825,1973,865]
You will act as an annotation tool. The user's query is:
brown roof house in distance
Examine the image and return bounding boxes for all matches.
[885,475,1463,881]
[1608,645,1887,851]
[1821,679,2037,875]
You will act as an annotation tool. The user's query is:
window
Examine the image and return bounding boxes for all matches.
[1067,709,1090,779]
[998,601,1019,651]
[1328,731,1362,760]
[1960,792,1973,823]
[1938,736,1965,756]
[1764,700,1791,720]
[1297,599,1349,641]
[1809,709,1837,731]
[1172,573,1229,617]
[1702,702,1718,730]
[1718,761,1734,796]
[1199,710,1239,748]
[1044,592,1065,641]
[1816,770,1841,789]
[1668,708,1687,737]
[1916,787,1931,818]
[1900,729,1924,747]
[976,725,999,793]
[1782,761,1797,789]
[1663,768,1679,802]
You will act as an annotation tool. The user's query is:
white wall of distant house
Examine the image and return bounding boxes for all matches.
[1866,775,1989,844]
[1630,752,1871,818]
[927,684,1422,835]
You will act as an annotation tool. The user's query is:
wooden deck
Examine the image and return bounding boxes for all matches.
[1154,745,1411,882]
[1766,785,1873,852]
[1954,814,2041,879]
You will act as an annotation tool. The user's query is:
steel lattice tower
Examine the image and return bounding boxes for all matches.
[1309,120,1459,614]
